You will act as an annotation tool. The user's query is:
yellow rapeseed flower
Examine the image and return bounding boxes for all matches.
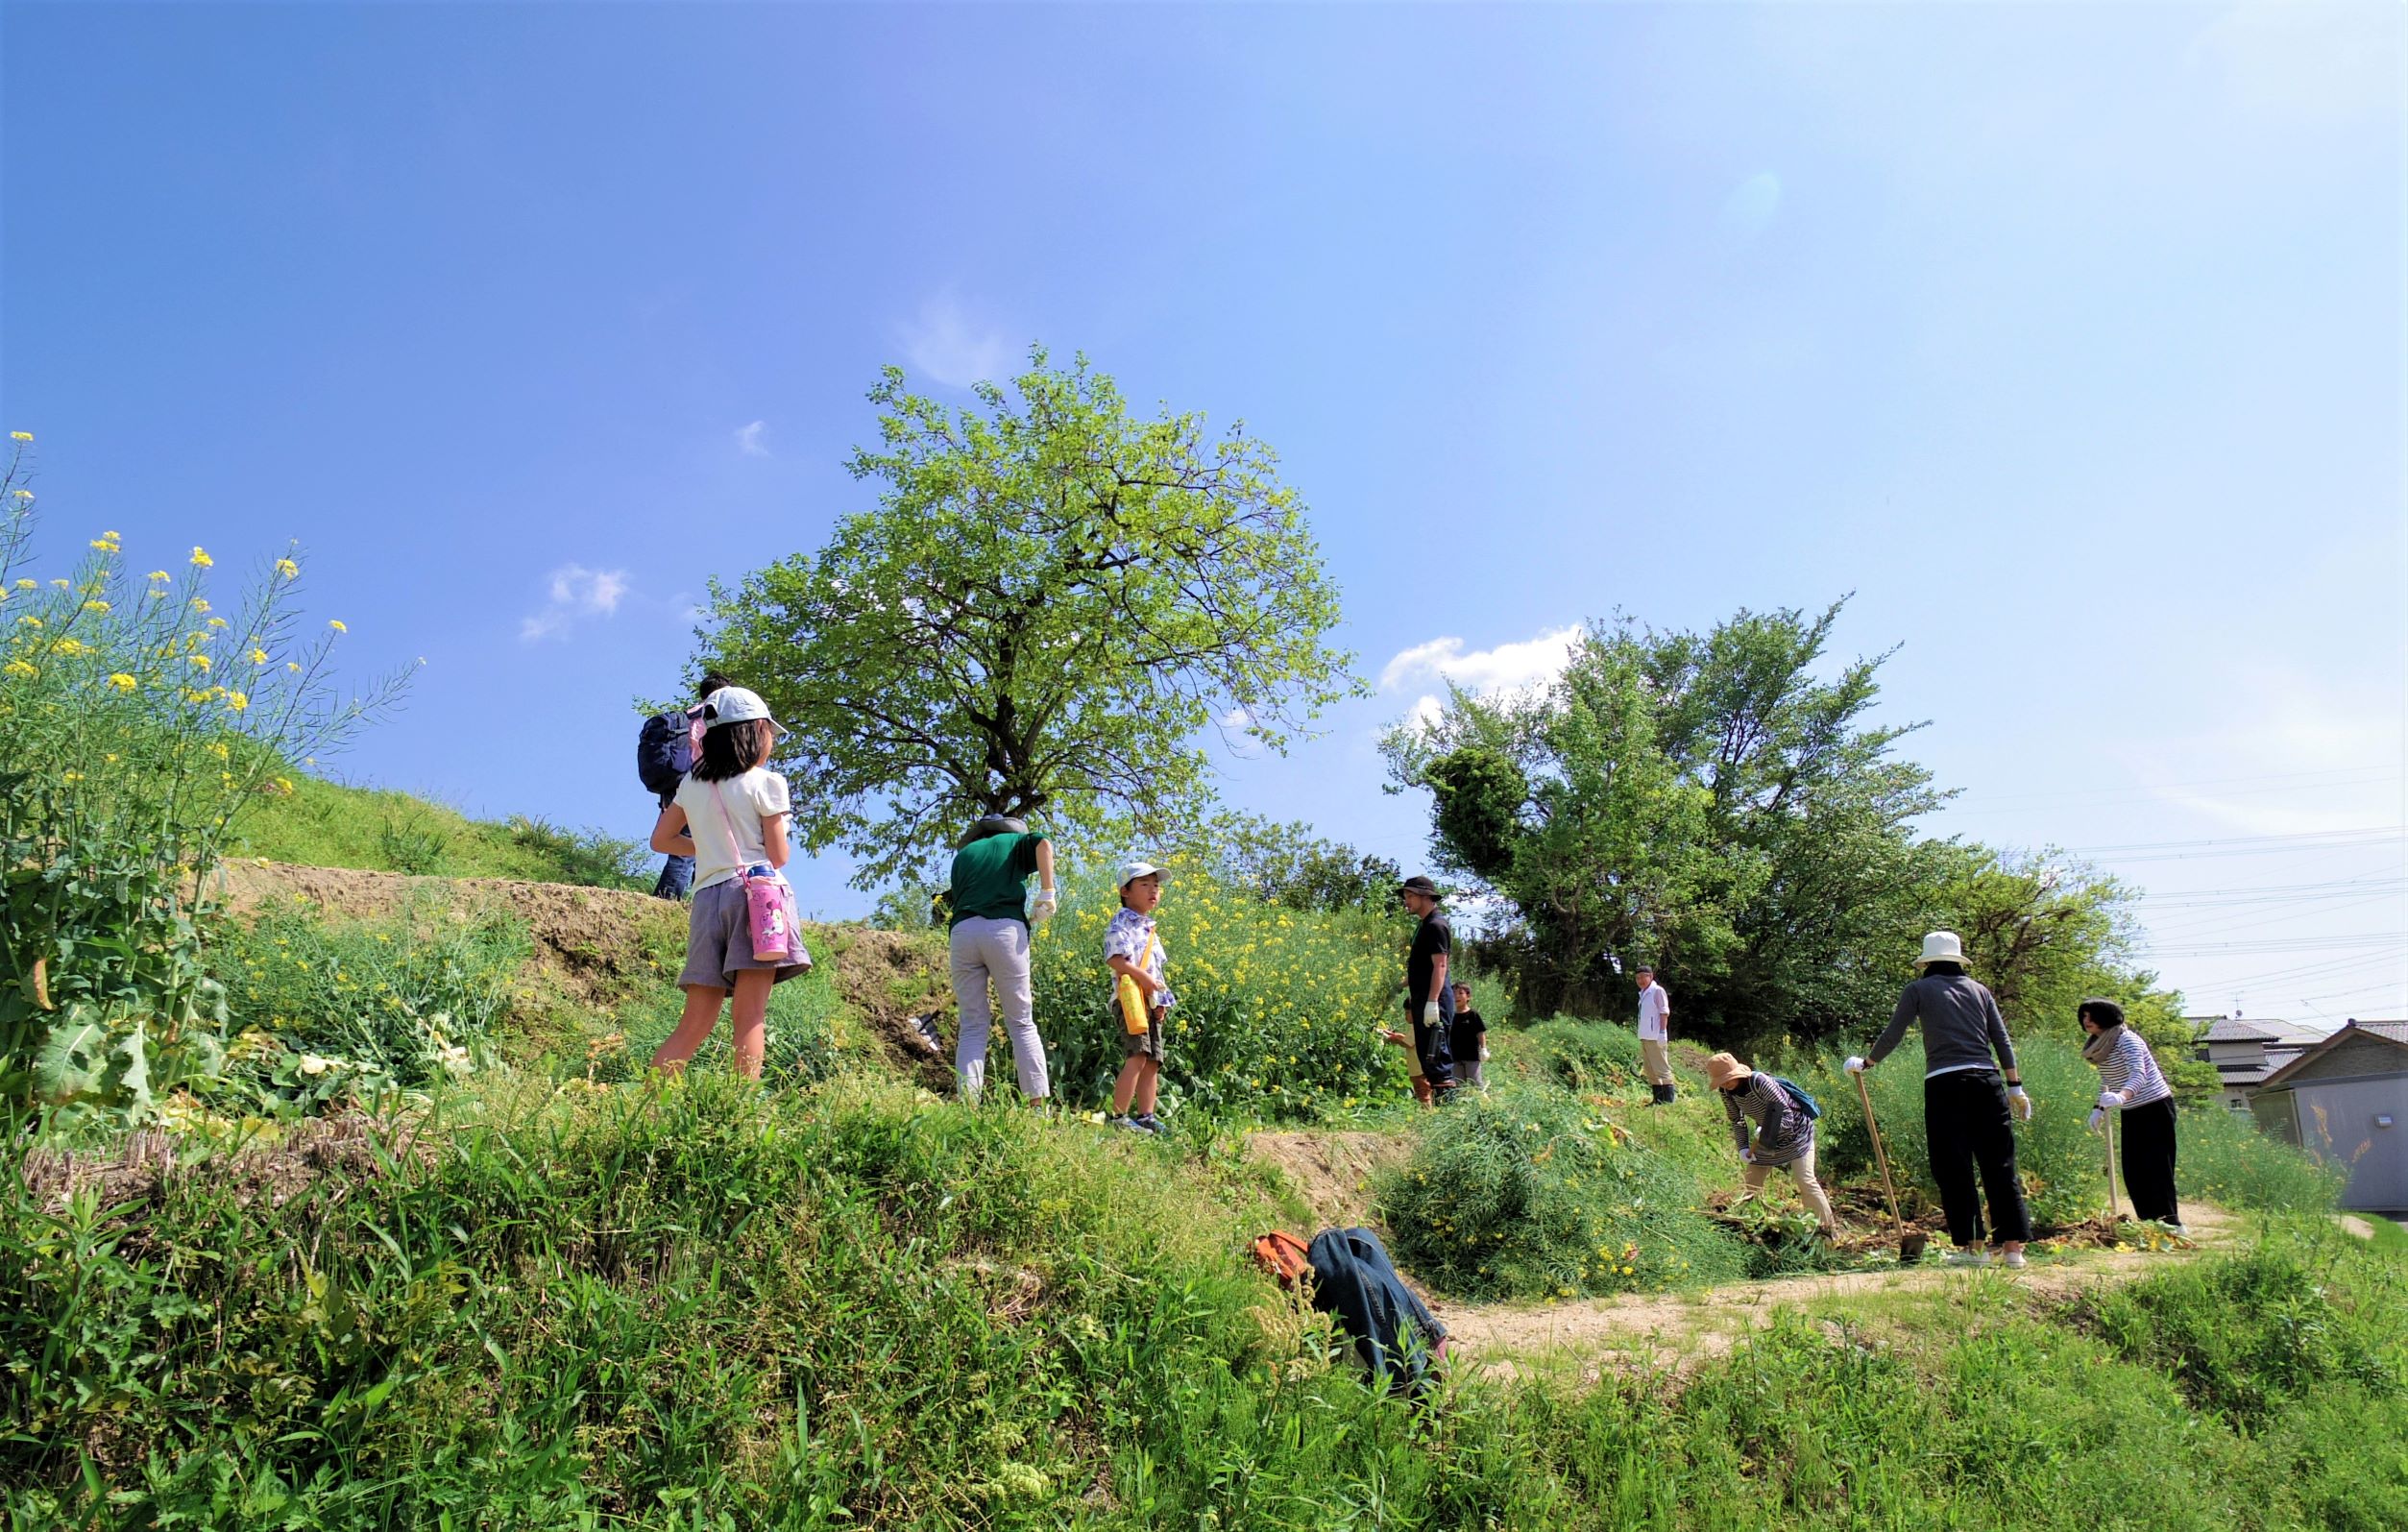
[81,600,109,613]
[189,547,213,569]
[8,431,29,443]
[1,660,36,679]
[207,617,228,629]
[248,648,268,666]
[50,578,69,590]
[11,580,30,591]
[10,491,31,502]
[225,691,249,713]
[107,673,135,692]
[189,598,209,614]
[328,619,347,633]
[148,571,169,583]
[274,557,299,579]
[187,654,210,671]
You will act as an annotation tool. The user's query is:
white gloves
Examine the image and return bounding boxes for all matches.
[2088,1107,2107,1132]
[1027,888,1057,924]
[2008,1086,2033,1122]
[1843,1057,1867,1075]
[1740,1146,1756,1164]
[2097,1090,2123,1110]
[1421,1000,1441,1027]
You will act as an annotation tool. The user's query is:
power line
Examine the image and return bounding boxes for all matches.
[2071,826,2404,854]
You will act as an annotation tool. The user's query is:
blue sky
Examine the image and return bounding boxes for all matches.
[5,2,2400,1022]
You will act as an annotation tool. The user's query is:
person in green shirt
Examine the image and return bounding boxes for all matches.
[947,815,1058,1102]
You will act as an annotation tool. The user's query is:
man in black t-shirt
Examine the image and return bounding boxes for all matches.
[1380,876,1457,1103]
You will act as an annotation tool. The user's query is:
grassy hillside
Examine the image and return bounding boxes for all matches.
[229,773,650,889]
[8,1067,2403,1529]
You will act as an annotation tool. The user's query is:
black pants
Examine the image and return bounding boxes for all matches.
[1925,1070,2031,1246]
[1405,999,1455,1087]
[2118,1096,2180,1225]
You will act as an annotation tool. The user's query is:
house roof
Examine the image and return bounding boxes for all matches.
[2199,1016,2334,1046]
[2258,1020,2408,1091]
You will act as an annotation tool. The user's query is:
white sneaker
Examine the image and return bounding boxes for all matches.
[1944,1247,1991,1268]
[1999,1251,2027,1269]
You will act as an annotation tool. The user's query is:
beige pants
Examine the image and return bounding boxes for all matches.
[1742,1145,1836,1232]
[1641,1036,1673,1087]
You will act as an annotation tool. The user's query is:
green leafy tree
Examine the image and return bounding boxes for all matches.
[1188,813,1404,916]
[1384,602,2141,1045]
[701,351,1357,887]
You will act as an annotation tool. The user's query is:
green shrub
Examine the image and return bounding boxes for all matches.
[207,895,528,1103]
[2178,1102,2346,1213]
[1029,855,1403,1119]
[1517,1017,1643,1092]
[2089,1231,2407,1426]
[1376,1079,1748,1300]
[232,774,649,890]
[502,814,647,890]
[0,457,405,1126]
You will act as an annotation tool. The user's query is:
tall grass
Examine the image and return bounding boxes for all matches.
[232,772,649,889]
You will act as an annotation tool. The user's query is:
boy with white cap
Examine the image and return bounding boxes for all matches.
[1104,859,1173,1134]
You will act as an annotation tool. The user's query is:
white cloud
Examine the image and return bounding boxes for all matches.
[734,420,769,457]
[2189,2,2396,125]
[1380,624,1584,695]
[520,564,632,643]
[1380,624,1584,739]
[2134,665,2404,837]
[899,291,1011,389]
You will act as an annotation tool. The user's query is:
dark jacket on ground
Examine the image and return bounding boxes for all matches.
[1307,1227,1446,1391]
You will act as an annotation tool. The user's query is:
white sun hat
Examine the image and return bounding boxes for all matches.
[1118,859,1166,889]
[700,685,790,739]
[1914,930,1969,968]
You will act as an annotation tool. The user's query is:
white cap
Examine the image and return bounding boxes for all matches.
[1118,859,1165,889]
[701,685,789,739]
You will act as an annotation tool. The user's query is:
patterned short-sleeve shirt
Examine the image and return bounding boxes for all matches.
[1104,907,1173,1009]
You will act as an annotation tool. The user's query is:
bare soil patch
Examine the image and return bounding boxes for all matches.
[1246,1130,1410,1229]
[1436,1202,2237,1381]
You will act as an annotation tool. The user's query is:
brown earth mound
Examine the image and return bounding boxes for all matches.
[1247,1130,1410,1229]
[213,862,957,1082]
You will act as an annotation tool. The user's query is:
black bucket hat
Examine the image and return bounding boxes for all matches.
[1399,875,1441,899]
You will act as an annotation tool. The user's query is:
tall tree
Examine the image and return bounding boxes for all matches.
[700,351,1357,887]
[1385,603,1965,1040]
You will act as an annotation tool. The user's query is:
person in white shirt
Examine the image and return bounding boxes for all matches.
[645,686,811,1081]
[1636,964,1675,1105]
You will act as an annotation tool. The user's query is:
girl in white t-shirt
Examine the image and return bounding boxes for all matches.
[647,686,807,1080]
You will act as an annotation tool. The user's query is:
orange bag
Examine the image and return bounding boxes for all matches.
[1250,1230,1314,1289]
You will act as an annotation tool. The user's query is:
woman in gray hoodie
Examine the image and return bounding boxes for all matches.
[1846,931,2033,1268]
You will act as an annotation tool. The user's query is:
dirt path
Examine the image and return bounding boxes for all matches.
[1432,1203,2238,1379]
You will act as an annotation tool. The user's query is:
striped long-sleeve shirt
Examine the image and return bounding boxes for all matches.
[2095,1027,2172,1109]
[1722,1073,1815,1166]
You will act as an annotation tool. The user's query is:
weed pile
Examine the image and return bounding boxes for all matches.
[1377,1080,1749,1301]
[1518,1017,1645,1093]
[1030,856,1403,1119]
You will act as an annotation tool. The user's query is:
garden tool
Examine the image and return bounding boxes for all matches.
[1855,1068,1927,1262]
[2104,1108,2120,1221]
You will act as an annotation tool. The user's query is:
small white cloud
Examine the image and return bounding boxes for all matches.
[900,291,1011,389]
[735,421,769,457]
[521,564,632,643]
[1380,625,1584,696]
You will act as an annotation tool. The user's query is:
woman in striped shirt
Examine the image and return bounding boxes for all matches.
[2080,998,2182,1231]
[1707,1053,1837,1237]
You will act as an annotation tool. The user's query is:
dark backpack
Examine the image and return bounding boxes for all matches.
[1768,1075,1822,1121]
[636,708,694,798]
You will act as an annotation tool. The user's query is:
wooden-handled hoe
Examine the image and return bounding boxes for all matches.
[1855,1069,1929,1263]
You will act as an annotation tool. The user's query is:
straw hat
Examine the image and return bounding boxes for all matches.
[1913,930,1969,968]
[1704,1052,1753,1091]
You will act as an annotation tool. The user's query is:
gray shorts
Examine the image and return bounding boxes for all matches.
[1119,1006,1165,1061]
[677,877,812,990]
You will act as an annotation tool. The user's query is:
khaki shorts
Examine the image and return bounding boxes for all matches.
[1117,1004,1165,1061]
